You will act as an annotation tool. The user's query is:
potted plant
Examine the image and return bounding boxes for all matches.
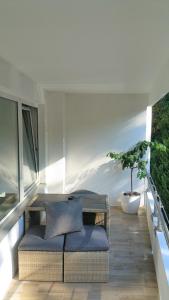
[107,140,166,214]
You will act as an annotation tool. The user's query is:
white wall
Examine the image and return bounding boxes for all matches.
[45,91,65,192]
[0,56,42,104]
[45,92,149,205]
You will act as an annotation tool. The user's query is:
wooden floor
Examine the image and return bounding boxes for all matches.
[4,207,159,300]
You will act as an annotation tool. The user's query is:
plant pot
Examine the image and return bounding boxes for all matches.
[121,192,141,214]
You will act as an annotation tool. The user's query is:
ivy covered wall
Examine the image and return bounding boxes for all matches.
[151,93,169,215]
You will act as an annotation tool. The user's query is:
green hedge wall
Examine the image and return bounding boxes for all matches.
[151,93,169,216]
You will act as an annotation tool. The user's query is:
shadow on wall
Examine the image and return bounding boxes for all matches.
[44,106,147,203]
[65,160,144,205]
[64,115,146,205]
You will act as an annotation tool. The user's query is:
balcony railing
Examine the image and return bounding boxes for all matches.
[147,173,169,248]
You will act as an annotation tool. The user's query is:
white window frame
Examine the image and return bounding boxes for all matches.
[0,90,39,207]
[22,105,39,197]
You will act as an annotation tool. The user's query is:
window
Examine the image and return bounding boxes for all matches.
[0,99,39,223]
[0,97,19,221]
[22,105,39,192]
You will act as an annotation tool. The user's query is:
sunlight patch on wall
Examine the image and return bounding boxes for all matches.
[46,157,65,192]
[65,156,110,192]
[66,154,145,204]
[124,111,146,129]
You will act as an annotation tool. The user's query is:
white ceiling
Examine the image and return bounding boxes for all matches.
[0,0,169,92]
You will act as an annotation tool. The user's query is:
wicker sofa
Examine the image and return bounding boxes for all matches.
[18,191,109,282]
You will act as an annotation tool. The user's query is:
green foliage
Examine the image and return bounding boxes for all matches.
[107,140,166,193]
[151,93,169,216]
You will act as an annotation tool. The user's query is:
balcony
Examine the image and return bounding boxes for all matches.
[1,1,169,299]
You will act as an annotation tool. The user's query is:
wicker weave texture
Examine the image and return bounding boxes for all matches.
[19,251,63,281]
[64,251,109,282]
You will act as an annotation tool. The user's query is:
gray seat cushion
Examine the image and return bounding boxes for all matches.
[44,198,83,239]
[65,225,109,252]
[18,225,64,252]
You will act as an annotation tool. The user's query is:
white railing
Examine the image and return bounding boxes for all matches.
[147,173,169,248]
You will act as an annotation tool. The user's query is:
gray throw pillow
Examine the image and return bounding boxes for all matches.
[44,199,83,239]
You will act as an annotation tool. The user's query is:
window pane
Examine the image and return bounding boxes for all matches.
[0,97,19,221]
[23,106,38,191]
